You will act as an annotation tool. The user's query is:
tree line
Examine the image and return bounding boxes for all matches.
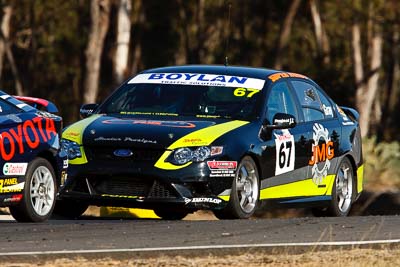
[0,0,399,142]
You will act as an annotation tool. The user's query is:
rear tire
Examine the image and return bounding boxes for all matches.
[328,157,355,216]
[311,207,328,217]
[153,209,188,220]
[53,199,89,219]
[213,156,259,219]
[9,158,56,222]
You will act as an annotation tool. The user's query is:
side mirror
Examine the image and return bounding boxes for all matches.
[80,103,99,118]
[264,113,296,130]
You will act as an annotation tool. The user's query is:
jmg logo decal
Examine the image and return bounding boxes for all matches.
[308,123,334,184]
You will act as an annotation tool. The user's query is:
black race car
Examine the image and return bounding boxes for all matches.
[56,65,363,219]
[0,92,67,222]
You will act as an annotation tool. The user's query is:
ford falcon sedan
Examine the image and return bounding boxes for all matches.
[56,65,363,220]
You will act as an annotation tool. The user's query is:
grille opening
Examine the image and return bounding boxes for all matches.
[148,180,176,198]
[91,177,153,197]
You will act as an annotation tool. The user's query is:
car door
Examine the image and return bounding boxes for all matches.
[258,80,310,200]
[290,79,341,195]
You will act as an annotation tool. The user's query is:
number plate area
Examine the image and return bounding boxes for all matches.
[274,129,295,176]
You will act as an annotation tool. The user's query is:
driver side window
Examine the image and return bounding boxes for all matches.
[266,82,298,123]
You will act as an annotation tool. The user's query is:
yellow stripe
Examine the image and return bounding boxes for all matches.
[69,146,88,165]
[218,195,230,201]
[155,120,249,170]
[261,164,364,200]
[259,175,335,199]
[62,115,101,165]
[357,164,364,193]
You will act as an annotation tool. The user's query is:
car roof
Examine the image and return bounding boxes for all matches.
[140,65,282,80]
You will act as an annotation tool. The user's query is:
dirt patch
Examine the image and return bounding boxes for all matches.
[2,247,400,266]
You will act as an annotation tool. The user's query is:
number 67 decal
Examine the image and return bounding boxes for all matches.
[274,130,295,175]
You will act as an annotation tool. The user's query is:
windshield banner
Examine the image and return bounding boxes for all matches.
[128,73,265,89]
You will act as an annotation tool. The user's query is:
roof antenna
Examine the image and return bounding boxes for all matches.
[224,1,232,67]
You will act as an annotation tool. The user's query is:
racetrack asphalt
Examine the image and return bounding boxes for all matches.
[0,214,399,256]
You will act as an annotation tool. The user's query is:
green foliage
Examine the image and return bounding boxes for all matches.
[363,137,400,189]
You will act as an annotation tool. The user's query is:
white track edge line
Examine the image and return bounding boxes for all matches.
[1,239,400,256]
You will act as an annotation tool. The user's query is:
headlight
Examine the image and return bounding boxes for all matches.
[61,139,82,160]
[171,146,217,165]
[174,147,193,165]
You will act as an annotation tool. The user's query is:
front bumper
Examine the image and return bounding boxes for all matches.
[58,159,234,210]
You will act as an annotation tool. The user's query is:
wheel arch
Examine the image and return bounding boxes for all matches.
[244,152,263,199]
[343,153,358,187]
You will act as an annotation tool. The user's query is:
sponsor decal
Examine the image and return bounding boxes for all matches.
[113,149,133,157]
[337,105,355,125]
[309,123,334,184]
[210,146,223,156]
[274,117,295,125]
[183,138,202,143]
[268,72,309,82]
[61,171,67,185]
[94,137,121,142]
[63,159,68,169]
[322,104,333,117]
[36,110,58,119]
[6,114,22,123]
[3,163,28,176]
[336,105,349,121]
[102,118,196,129]
[101,194,138,199]
[0,117,57,161]
[0,180,24,193]
[3,194,23,203]
[63,131,80,138]
[94,136,157,144]
[128,73,265,89]
[0,178,18,186]
[120,111,178,117]
[207,161,237,169]
[207,160,237,177]
[183,197,222,205]
[274,129,295,175]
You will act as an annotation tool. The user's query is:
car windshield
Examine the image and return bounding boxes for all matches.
[98,82,263,120]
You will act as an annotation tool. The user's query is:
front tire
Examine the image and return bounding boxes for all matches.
[153,209,188,220]
[213,156,259,219]
[53,199,89,219]
[9,158,56,222]
[329,157,355,216]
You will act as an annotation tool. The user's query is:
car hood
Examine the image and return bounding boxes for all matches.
[62,114,249,149]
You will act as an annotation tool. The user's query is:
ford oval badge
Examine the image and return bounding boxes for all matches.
[113,149,133,157]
